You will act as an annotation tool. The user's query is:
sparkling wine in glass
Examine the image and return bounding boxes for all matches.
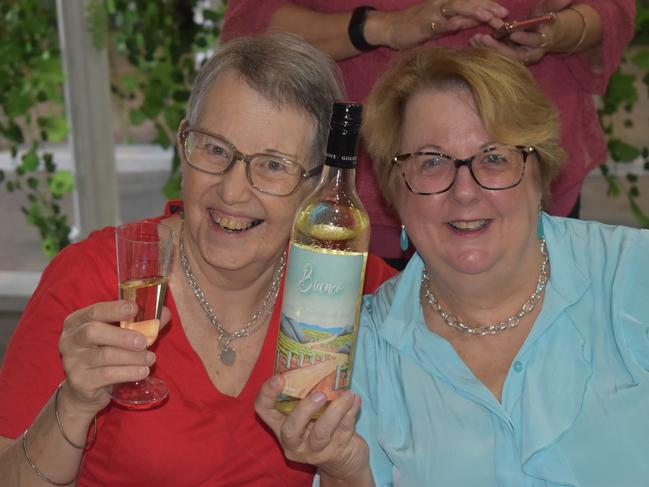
[110,220,173,409]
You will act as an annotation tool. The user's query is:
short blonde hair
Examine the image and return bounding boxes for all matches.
[362,47,565,208]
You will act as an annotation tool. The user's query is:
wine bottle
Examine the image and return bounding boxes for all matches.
[274,102,370,415]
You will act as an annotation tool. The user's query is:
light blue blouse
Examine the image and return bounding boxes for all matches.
[353,215,649,487]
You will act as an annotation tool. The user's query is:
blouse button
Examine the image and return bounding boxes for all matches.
[513,361,523,372]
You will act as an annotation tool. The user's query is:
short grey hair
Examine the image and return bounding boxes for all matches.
[186,32,345,169]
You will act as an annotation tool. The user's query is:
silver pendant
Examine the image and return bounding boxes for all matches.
[220,348,236,366]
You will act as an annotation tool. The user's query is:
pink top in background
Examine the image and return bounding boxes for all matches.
[222,0,635,258]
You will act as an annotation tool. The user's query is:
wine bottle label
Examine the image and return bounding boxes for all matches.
[276,242,367,401]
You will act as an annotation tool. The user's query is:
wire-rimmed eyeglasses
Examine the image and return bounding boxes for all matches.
[392,145,536,195]
[180,128,322,197]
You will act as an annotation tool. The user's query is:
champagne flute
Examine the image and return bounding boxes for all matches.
[110,220,173,409]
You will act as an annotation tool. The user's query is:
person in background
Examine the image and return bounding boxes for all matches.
[256,46,649,486]
[0,32,396,486]
[222,0,635,267]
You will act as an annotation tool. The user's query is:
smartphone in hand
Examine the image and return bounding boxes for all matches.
[493,13,555,40]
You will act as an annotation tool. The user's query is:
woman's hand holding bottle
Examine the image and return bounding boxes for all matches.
[255,375,374,486]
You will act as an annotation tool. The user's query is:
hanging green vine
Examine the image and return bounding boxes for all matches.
[100,0,226,199]
[0,0,73,258]
[598,0,649,227]
[1,0,646,261]
[0,0,225,259]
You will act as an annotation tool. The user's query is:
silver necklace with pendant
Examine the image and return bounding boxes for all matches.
[421,238,549,336]
[178,221,286,365]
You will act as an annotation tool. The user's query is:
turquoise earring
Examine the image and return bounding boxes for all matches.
[400,224,409,251]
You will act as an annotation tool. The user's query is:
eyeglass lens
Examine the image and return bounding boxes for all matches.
[401,146,526,194]
[184,131,303,196]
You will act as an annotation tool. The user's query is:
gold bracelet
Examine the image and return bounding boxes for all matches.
[22,427,77,486]
[564,6,588,55]
[55,383,97,449]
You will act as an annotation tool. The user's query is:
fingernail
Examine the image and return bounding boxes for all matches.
[310,391,326,404]
[145,351,156,365]
[341,390,354,401]
[133,335,147,350]
[138,366,149,377]
[270,375,281,387]
[122,302,135,314]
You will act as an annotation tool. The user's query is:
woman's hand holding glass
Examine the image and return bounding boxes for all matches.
[255,375,374,485]
[58,301,171,416]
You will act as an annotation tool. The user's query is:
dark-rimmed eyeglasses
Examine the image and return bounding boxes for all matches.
[180,128,322,197]
[392,145,535,195]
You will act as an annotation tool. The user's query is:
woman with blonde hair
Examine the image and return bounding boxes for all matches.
[257,47,649,486]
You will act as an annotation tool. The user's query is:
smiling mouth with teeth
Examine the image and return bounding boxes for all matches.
[449,220,489,230]
[210,211,263,232]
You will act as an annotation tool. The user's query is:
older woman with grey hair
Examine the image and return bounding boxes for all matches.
[0,32,394,486]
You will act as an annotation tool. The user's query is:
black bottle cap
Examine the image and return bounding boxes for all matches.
[330,102,362,131]
[326,102,363,169]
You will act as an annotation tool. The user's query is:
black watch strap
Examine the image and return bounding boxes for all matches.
[348,6,377,52]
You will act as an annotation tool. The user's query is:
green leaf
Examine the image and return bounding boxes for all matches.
[608,138,641,162]
[163,105,184,132]
[43,153,56,173]
[25,201,43,226]
[120,73,140,93]
[27,176,39,189]
[172,89,190,103]
[30,57,64,84]
[37,116,69,143]
[4,90,33,117]
[0,170,4,183]
[154,122,171,148]
[49,170,74,197]
[604,175,620,197]
[631,48,649,71]
[21,150,39,171]
[203,9,221,22]
[1,122,24,144]
[628,197,649,229]
[129,108,147,126]
[141,92,164,119]
[41,235,60,259]
[602,72,637,114]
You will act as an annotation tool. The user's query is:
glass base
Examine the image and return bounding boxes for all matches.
[109,377,169,410]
